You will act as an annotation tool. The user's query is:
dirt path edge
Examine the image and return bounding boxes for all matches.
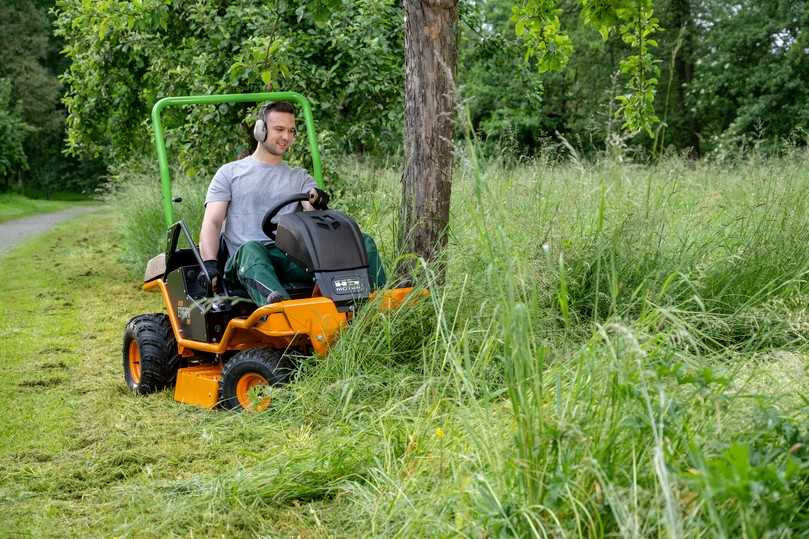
[0,206,99,256]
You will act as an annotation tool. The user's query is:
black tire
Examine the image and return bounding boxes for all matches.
[219,347,296,411]
[122,313,180,395]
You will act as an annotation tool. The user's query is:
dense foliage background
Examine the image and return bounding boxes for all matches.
[0,0,104,196]
[1,0,808,188]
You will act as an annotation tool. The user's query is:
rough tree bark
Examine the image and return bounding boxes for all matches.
[398,0,458,279]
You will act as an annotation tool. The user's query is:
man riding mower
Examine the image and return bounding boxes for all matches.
[122,92,421,411]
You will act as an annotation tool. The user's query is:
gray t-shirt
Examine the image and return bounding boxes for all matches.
[205,156,316,257]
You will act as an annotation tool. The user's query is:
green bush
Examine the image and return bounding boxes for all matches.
[0,78,28,179]
[56,0,404,170]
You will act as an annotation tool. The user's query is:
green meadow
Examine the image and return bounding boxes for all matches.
[2,154,808,537]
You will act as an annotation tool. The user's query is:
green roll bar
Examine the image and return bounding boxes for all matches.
[151,92,324,227]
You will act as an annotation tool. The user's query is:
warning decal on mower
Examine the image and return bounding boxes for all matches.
[333,277,363,295]
[177,304,192,321]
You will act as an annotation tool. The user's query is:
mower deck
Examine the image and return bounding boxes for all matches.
[144,280,422,409]
[174,365,222,408]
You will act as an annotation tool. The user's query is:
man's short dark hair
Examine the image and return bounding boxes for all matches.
[264,101,296,116]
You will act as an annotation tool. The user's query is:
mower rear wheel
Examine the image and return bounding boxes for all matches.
[219,348,296,411]
[123,313,180,395]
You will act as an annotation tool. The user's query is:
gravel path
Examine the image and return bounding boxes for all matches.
[0,206,98,256]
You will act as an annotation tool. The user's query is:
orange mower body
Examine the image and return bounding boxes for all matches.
[121,92,425,412]
[142,282,420,409]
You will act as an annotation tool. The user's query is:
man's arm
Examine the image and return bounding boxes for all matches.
[199,201,228,261]
[298,169,328,211]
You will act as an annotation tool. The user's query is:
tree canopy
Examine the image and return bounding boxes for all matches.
[55,0,404,174]
[0,0,807,194]
[688,0,809,152]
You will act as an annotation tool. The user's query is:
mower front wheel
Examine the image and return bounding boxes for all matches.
[123,313,180,395]
[219,348,296,411]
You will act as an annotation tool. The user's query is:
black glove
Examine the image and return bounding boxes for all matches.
[198,259,220,294]
[309,188,330,210]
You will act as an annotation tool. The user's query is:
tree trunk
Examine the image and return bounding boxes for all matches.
[670,0,700,156]
[398,0,458,279]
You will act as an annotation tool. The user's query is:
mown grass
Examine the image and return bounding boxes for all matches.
[0,193,83,223]
[2,152,809,537]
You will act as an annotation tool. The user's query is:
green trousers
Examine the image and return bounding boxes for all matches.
[224,235,386,306]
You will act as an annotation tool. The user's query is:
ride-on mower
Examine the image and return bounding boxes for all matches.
[122,92,419,411]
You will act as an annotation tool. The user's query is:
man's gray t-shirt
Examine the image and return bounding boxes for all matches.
[205,156,316,257]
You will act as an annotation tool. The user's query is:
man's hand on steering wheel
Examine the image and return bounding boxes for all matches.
[263,190,330,240]
[308,187,330,210]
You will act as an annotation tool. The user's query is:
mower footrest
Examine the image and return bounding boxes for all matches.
[174,365,222,409]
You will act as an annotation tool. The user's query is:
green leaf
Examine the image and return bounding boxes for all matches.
[97,19,108,39]
[261,70,272,85]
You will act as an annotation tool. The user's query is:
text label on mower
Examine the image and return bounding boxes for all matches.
[333,277,363,295]
[177,304,192,321]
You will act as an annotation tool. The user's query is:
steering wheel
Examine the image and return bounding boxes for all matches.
[261,193,311,240]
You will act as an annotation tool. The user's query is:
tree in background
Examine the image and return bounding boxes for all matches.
[0,0,59,191]
[513,0,662,142]
[0,0,104,196]
[688,0,809,153]
[459,0,638,156]
[55,0,404,175]
[458,1,546,156]
[503,0,809,156]
[399,0,458,276]
[655,0,699,154]
[0,79,29,180]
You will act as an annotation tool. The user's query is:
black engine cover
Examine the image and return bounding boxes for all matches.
[276,210,371,311]
[275,210,368,271]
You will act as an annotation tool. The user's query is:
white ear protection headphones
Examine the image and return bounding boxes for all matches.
[253,103,270,143]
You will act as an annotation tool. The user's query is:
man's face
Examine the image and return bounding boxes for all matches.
[261,110,297,156]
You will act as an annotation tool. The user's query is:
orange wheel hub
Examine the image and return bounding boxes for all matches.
[128,340,142,384]
[236,373,271,411]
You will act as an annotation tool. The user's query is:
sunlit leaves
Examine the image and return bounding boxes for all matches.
[615,0,661,136]
[512,1,573,72]
[579,0,628,39]
[227,36,291,88]
[513,0,662,138]
[54,0,404,169]
[295,0,343,28]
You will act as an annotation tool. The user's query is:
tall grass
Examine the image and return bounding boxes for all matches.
[104,149,809,536]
